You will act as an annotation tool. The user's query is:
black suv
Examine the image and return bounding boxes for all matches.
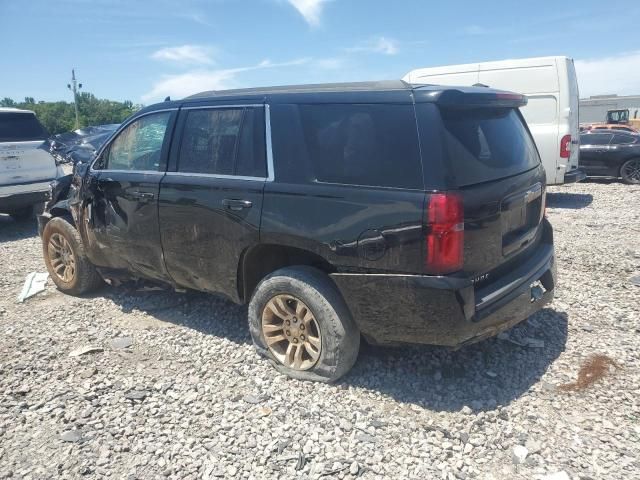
[39,81,556,382]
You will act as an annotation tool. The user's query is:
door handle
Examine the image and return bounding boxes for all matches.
[131,191,155,202]
[222,199,252,210]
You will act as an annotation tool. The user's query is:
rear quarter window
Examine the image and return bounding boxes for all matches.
[440,107,540,186]
[0,112,48,142]
[611,133,638,145]
[298,104,423,189]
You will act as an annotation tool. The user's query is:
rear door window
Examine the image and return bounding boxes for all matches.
[581,133,613,146]
[177,107,267,177]
[298,104,423,189]
[440,107,540,186]
[0,112,48,142]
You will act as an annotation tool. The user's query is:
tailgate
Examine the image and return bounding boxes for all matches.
[437,103,547,278]
[461,167,546,278]
[0,141,57,186]
[0,111,54,186]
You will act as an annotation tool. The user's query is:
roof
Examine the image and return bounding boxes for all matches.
[181,80,524,108]
[0,107,35,114]
[134,81,525,117]
[186,80,412,100]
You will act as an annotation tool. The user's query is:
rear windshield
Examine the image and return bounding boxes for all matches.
[441,107,540,186]
[0,112,48,142]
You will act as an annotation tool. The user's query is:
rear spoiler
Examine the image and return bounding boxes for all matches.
[413,87,528,108]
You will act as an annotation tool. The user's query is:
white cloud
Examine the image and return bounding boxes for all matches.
[142,58,310,102]
[346,36,399,55]
[575,51,640,97]
[287,0,329,26]
[315,57,345,69]
[180,12,212,27]
[151,45,216,65]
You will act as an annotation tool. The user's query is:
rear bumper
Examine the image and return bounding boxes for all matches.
[0,181,51,213]
[563,168,586,183]
[331,219,556,347]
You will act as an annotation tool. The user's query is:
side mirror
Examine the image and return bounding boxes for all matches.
[74,160,90,178]
[91,148,107,170]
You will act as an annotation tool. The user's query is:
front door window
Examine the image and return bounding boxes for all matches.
[99,112,171,171]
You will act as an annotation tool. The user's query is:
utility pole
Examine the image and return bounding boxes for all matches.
[67,69,83,129]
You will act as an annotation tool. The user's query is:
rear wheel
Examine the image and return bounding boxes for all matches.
[42,217,103,295]
[620,158,640,184]
[248,266,360,382]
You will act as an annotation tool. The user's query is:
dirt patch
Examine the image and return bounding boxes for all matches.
[559,354,620,391]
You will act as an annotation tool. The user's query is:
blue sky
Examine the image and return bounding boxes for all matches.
[1,0,639,104]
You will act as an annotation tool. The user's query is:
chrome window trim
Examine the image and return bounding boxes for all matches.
[182,104,264,110]
[90,108,178,174]
[92,170,165,175]
[163,171,266,182]
[265,104,275,182]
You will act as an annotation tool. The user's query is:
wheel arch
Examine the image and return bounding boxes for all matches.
[38,201,75,236]
[238,244,336,303]
[620,156,640,183]
[50,205,75,226]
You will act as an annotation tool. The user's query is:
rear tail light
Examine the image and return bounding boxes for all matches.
[425,192,464,275]
[560,134,571,159]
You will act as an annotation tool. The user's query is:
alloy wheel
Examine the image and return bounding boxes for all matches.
[622,159,640,183]
[48,233,76,283]
[261,294,322,370]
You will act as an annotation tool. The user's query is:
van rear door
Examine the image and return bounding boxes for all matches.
[0,112,56,186]
[417,91,547,279]
[563,57,581,176]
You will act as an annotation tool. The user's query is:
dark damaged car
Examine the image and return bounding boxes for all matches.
[39,81,556,382]
[50,123,119,165]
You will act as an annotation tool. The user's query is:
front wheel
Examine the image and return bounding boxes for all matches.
[42,217,103,295]
[620,158,640,184]
[248,266,360,382]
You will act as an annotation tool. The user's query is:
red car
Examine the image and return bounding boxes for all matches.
[580,123,639,133]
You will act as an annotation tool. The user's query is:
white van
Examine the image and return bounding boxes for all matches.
[0,108,58,220]
[404,56,585,185]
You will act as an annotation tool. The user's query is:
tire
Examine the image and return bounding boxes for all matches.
[620,158,640,184]
[42,217,103,295]
[248,266,360,383]
[9,205,34,222]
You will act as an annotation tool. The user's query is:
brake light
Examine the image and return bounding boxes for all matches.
[425,192,464,275]
[496,92,525,102]
[560,135,571,159]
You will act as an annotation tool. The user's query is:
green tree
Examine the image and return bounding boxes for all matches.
[0,93,140,134]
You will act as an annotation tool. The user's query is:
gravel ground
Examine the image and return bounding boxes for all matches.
[0,180,638,480]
